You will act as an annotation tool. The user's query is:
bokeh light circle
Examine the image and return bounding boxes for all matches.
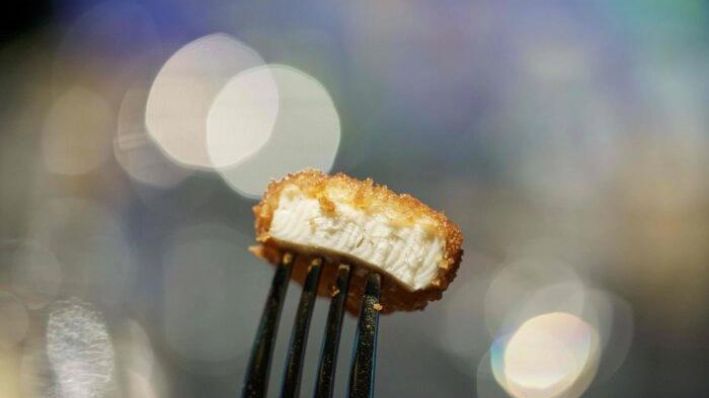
[206,66,280,168]
[47,298,115,397]
[115,87,193,188]
[214,65,341,198]
[145,33,269,169]
[491,312,600,398]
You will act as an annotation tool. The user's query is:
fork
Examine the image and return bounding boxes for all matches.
[242,252,382,398]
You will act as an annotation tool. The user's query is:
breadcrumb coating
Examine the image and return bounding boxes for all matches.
[251,169,464,314]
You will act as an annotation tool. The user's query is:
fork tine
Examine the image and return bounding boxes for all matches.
[243,252,295,398]
[314,264,352,398]
[348,272,382,398]
[281,258,324,397]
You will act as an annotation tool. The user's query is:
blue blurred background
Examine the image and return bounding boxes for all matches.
[1,1,708,397]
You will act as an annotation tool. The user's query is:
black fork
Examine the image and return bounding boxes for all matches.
[242,253,382,398]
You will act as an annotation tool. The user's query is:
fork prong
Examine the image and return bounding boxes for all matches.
[314,264,352,398]
[243,253,295,398]
[281,258,324,397]
[348,272,382,398]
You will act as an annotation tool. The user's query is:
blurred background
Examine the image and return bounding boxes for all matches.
[1,0,708,397]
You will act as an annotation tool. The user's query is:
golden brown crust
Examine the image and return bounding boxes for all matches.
[252,169,464,314]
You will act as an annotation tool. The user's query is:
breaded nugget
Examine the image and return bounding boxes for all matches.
[251,169,463,314]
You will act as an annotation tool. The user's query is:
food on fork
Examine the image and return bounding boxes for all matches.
[251,169,464,314]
